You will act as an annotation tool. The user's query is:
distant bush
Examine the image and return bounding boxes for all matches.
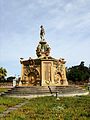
[67,61,90,84]
[7,76,15,82]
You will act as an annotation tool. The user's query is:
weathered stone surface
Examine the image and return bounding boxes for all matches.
[19,26,68,86]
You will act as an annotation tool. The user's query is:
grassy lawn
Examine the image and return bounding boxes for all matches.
[0,88,10,93]
[0,95,90,120]
[0,97,25,114]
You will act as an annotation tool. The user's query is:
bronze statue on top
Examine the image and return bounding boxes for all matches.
[40,25,45,40]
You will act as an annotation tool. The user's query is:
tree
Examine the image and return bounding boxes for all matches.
[67,62,90,83]
[7,76,15,82]
[0,67,7,81]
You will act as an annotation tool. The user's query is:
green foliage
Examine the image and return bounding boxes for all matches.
[0,67,7,81]
[0,96,90,120]
[67,62,90,82]
[7,76,15,82]
[0,88,9,93]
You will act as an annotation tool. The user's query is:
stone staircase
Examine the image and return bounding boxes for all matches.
[2,85,89,97]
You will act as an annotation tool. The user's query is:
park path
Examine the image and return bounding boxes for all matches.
[0,100,29,118]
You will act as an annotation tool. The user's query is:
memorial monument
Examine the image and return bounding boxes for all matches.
[19,26,68,86]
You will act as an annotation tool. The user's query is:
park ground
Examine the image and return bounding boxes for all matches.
[0,87,90,120]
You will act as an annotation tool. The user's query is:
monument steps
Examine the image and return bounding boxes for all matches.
[3,85,88,97]
[5,86,51,95]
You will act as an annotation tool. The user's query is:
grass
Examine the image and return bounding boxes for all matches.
[0,88,10,93]
[0,97,25,114]
[0,95,90,120]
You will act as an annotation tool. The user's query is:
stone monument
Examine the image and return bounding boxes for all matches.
[19,26,68,86]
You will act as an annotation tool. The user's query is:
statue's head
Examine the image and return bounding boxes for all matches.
[40,25,43,28]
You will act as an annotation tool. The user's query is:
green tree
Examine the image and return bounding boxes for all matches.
[0,67,7,81]
[7,76,15,82]
[67,62,90,83]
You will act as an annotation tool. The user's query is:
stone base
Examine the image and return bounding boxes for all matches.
[4,85,89,98]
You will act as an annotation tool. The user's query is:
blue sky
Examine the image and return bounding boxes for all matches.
[0,0,90,77]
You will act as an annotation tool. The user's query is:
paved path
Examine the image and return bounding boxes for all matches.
[0,101,29,118]
[5,91,89,98]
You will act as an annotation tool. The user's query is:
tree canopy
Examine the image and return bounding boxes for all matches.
[66,62,90,83]
[0,67,7,81]
[7,76,15,82]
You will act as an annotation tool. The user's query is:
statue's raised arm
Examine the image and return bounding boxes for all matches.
[40,25,45,40]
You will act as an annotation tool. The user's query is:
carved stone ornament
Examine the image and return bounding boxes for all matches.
[24,66,30,76]
[36,25,51,58]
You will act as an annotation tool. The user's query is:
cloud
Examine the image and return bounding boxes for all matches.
[0,0,90,76]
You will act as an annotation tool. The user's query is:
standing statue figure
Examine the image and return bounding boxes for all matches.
[40,25,45,40]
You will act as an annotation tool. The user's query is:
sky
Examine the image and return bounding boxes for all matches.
[0,0,90,77]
